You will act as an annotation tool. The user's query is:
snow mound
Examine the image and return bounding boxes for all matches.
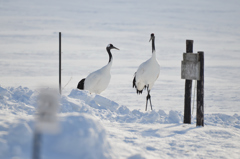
[67,89,240,127]
[205,113,240,128]
[1,86,240,128]
[0,114,110,159]
[0,86,34,104]
[0,86,36,115]
[67,89,183,124]
[68,89,119,112]
[41,114,110,159]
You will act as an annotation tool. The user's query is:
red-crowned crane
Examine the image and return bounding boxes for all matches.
[133,33,160,111]
[77,44,119,94]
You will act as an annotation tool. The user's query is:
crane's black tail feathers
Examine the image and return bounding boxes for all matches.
[133,73,136,88]
[77,78,85,90]
[136,89,143,94]
[133,73,143,94]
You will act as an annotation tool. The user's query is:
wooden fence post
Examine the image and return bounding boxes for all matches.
[183,40,193,124]
[197,51,204,126]
[59,32,61,95]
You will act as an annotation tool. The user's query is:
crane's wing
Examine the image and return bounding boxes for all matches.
[84,70,102,91]
[136,62,146,77]
[156,72,160,80]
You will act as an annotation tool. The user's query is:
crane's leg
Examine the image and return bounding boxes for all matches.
[145,86,152,111]
[145,95,148,111]
[148,89,152,110]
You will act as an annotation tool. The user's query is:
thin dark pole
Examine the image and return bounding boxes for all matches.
[183,40,193,124]
[197,51,204,126]
[32,130,41,159]
[59,32,61,95]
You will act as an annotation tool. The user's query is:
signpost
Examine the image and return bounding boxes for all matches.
[181,40,204,126]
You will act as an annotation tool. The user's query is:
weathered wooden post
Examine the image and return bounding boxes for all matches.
[59,32,61,95]
[196,51,204,126]
[183,40,193,124]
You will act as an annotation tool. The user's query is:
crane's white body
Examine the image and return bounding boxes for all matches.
[78,44,119,94]
[135,51,160,91]
[84,60,112,94]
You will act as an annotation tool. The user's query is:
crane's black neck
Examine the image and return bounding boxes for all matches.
[152,37,155,53]
[106,47,112,63]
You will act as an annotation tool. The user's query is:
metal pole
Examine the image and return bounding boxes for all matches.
[59,32,61,95]
[197,51,204,126]
[183,40,193,124]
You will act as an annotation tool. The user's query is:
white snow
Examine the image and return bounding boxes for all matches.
[0,0,240,158]
[1,87,240,158]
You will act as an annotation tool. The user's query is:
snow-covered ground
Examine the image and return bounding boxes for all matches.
[1,87,240,159]
[0,0,240,158]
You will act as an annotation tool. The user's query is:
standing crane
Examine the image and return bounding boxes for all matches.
[133,33,160,111]
[77,44,119,94]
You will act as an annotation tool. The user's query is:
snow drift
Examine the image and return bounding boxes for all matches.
[1,86,240,125]
[0,86,240,159]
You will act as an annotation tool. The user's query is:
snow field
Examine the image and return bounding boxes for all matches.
[0,86,240,158]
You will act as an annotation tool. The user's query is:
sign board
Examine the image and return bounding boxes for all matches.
[181,53,200,80]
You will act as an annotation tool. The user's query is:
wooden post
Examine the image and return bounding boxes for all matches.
[59,32,61,95]
[32,89,60,159]
[32,131,41,159]
[183,40,193,124]
[197,51,204,126]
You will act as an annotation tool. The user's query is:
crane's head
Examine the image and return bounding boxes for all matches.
[149,33,155,42]
[107,44,120,50]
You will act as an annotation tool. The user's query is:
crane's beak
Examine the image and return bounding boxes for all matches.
[113,46,120,50]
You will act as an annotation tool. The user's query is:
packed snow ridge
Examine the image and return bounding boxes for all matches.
[1,86,240,127]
